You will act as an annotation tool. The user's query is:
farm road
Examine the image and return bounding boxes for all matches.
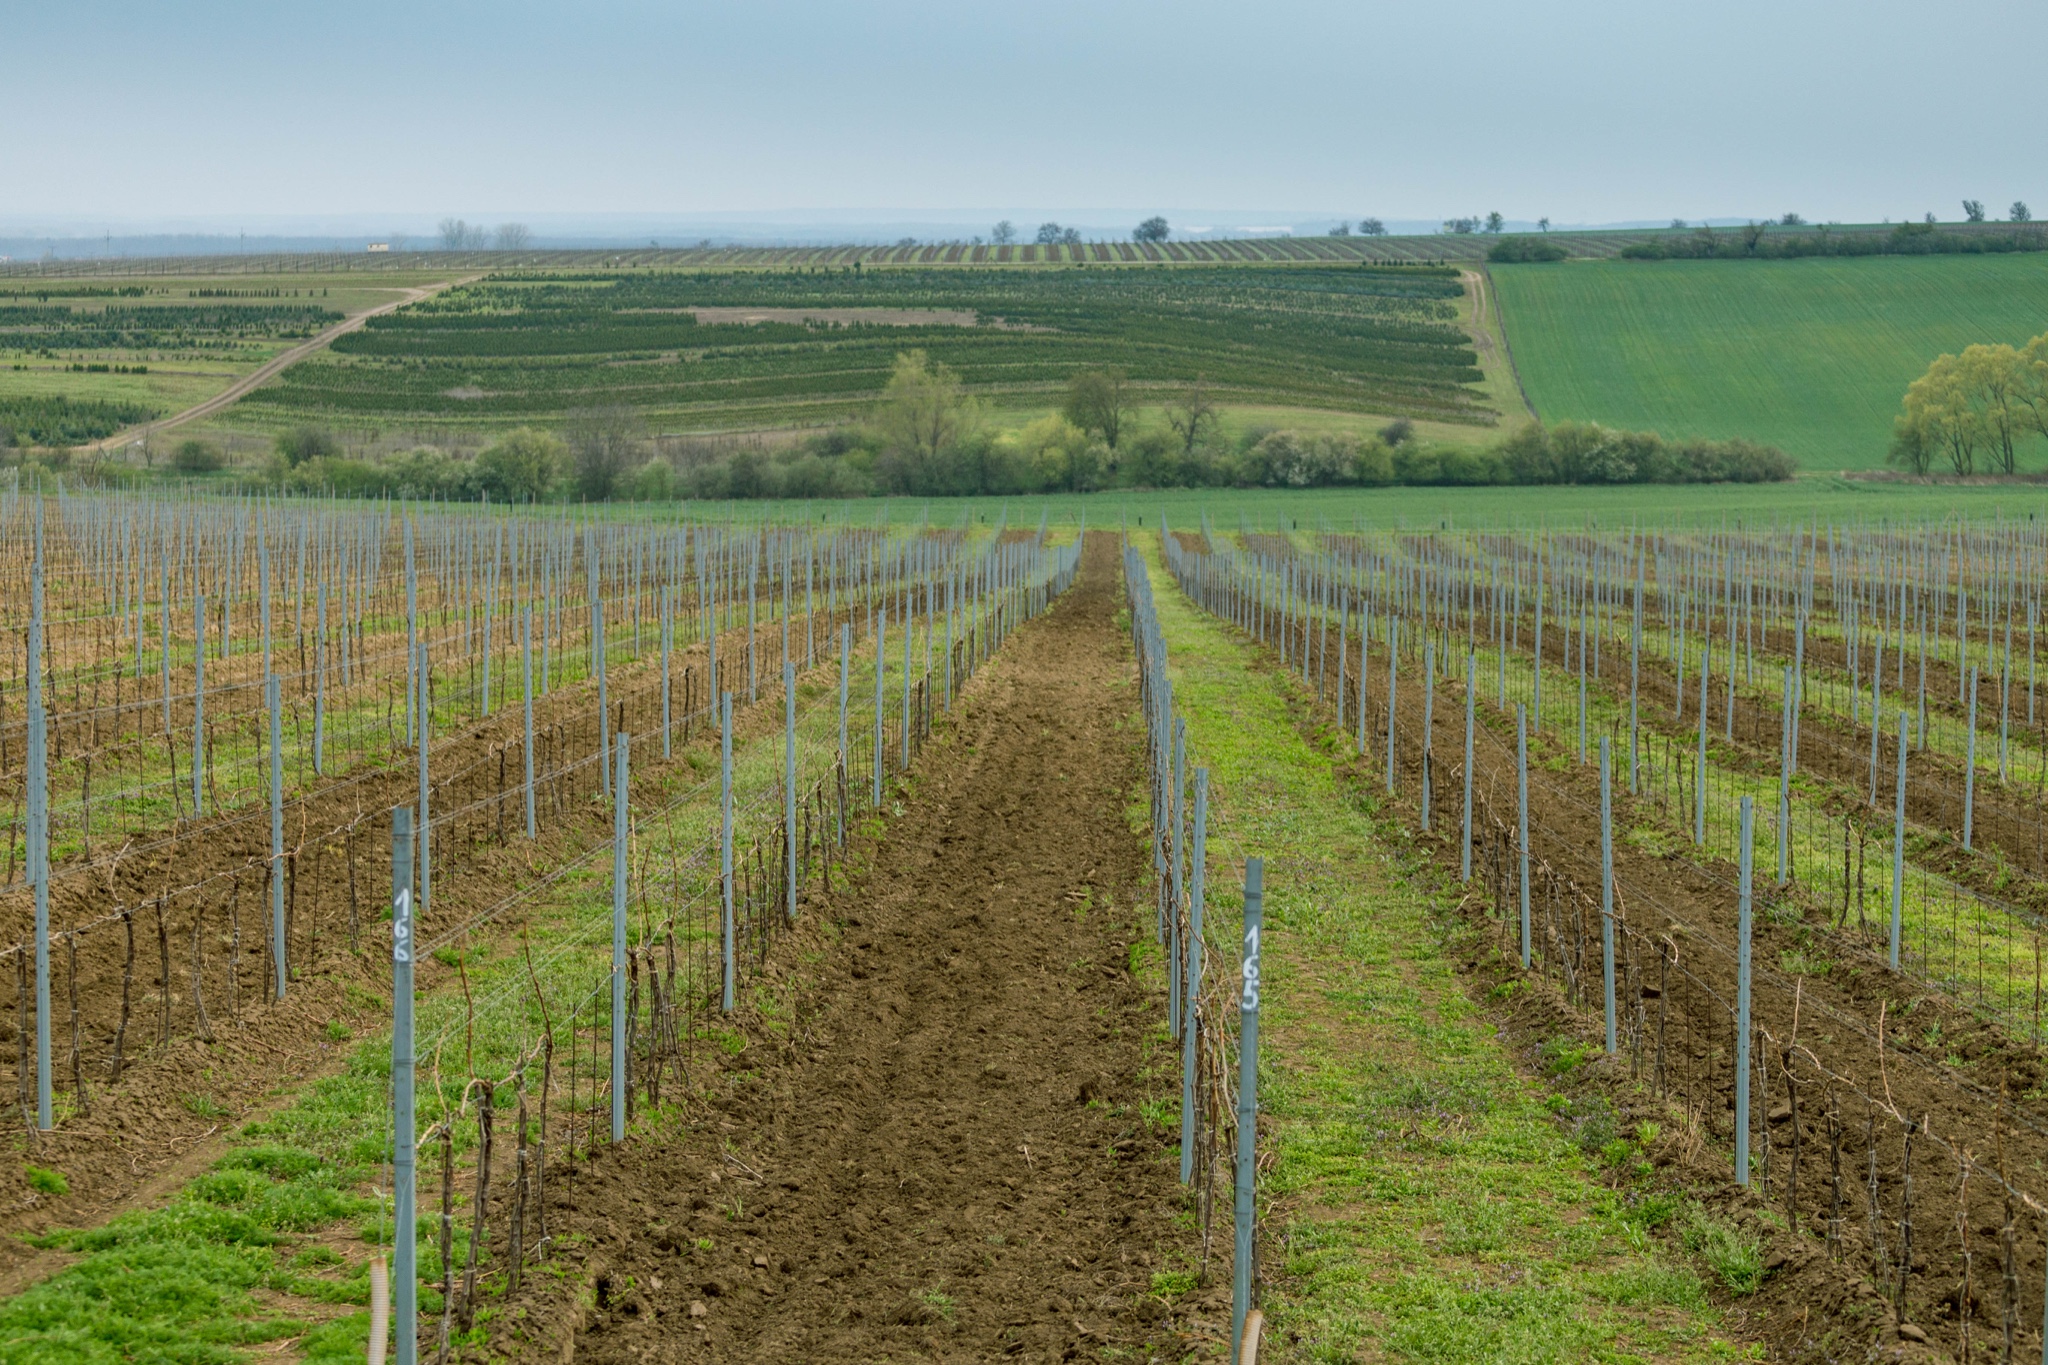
[510,532,1201,1363]
[89,273,475,450]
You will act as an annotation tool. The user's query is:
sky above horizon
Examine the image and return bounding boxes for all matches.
[11,0,2042,229]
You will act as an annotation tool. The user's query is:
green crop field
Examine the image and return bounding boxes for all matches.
[1491,254,2048,469]
[237,265,1493,432]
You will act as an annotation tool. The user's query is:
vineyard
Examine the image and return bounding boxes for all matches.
[237,266,1491,433]
[1156,508,2048,1359]
[5,222,2034,279]
[5,482,2047,1362]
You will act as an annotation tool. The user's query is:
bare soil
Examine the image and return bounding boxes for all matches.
[486,533,1206,1364]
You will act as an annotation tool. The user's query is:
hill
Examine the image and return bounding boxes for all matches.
[237,265,1493,432]
[1490,254,2048,469]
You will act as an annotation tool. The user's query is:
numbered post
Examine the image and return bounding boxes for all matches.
[390,807,417,1365]
[1231,858,1265,1361]
[1180,770,1208,1184]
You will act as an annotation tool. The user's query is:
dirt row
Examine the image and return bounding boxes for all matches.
[1195,555,2048,1362]
[0,601,914,1276]
[483,532,1209,1364]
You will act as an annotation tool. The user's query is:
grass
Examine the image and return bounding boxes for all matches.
[1491,254,2048,470]
[1135,534,1752,1362]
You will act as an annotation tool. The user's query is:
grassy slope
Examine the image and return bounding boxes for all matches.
[1137,537,1751,1362]
[1491,255,2048,470]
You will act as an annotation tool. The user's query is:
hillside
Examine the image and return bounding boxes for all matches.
[1490,254,2048,469]
[236,265,1493,432]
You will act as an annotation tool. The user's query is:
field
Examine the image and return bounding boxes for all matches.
[235,265,1492,434]
[1492,254,2048,469]
[0,272,467,450]
[5,479,2048,1362]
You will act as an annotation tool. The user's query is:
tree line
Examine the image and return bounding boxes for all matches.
[1622,219,2046,260]
[1890,331,2048,476]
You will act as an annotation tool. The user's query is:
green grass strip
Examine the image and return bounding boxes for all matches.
[1136,536,1756,1363]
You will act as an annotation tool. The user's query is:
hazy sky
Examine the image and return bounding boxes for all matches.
[10,0,2042,227]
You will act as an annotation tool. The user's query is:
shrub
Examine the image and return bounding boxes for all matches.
[274,427,340,466]
[1488,236,1568,263]
[474,428,564,503]
[172,438,226,473]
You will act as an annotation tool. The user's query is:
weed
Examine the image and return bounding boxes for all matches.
[913,1286,956,1320]
[180,1092,225,1118]
[23,1164,68,1196]
[1679,1205,1765,1295]
[324,1019,353,1042]
[1149,1269,1199,1297]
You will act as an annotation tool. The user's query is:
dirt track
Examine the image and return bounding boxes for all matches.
[495,531,1200,1363]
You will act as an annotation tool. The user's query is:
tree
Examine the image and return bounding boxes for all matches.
[2018,331,2048,446]
[2013,201,2034,223]
[1484,211,1505,234]
[438,218,487,250]
[172,438,224,473]
[874,350,977,491]
[564,405,644,500]
[1358,218,1386,236]
[991,220,1016,245]
[1780,212,1805,226]
[1963,200,1986,222]
[275,426,340,466]
[1895,353,1982,474]
[1670,218,1688,230]
[1035,222,1066,244]
[1443,217,1478,234]
[1062,368,1133,452]
[1740,221,1769,254]
[1133,216,1170,244]
[1959,343,2029,473]
[1537,217,1550,232]
[1329,222,1351,236]
[495,223,533,250]
[1163,379,1219,461]
[475,427,563,502]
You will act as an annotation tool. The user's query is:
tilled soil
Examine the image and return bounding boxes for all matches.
[0,608,871,1273]
[1283,611,2048,1362]
[490,532,1201,1364]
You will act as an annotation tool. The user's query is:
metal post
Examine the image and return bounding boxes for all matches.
[1231,857,1264,1361]
[269,674,285,999]
[314,585,326,775]
[873,611,886,807]
[1695,637,1709,847]
[522,606,536,840]
[1891,712,1907,970]
[1601,736,1616,1055]
[1778,663,1792,887]
[1179,770,1208,1184]
[721,693,735,1013]
[661,586,673,760]
[785,660,798,922]
[1420,645,1434,830]
[1169,720,1186,1040]
[1517,705,1531,970]
[1461,652,1475,882]
[27,522,49,1130]
[389,807,417,1365]
[838,624,850,763]
[417,643,431,921]
[1964,666,1978,850]
[611,733,628,1141]
[1736,796,1753,1187]
[193,595,206,814]
[901,603,912,768]
[1385,616,1399,793]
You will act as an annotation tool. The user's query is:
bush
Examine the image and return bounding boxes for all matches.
[1487,236,1568,263]
[171,438,225,473]
[474,428,564,503]
[274,427,340,467]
